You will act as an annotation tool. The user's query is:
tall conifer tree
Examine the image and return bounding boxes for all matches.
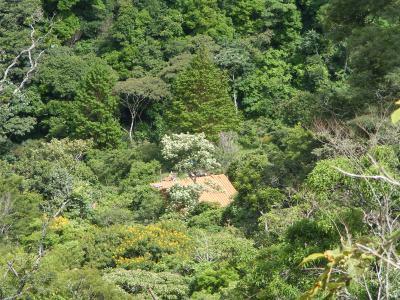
[168,48,239,139]
[72,64,121,149]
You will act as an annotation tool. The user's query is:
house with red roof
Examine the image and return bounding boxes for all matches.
[150,174,236,207]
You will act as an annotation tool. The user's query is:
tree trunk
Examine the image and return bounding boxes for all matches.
[232,71,238,114]
[260,211,268,232]
[147,285,158,300]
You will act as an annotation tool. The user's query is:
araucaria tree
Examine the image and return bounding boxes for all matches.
[72,64,121,149]
[168,48,239,139]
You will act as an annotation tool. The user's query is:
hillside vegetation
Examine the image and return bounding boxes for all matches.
[1,0,400,299]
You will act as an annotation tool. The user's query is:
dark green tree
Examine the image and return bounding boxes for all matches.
[38,51,107,139]
[239,49,296,119]
[262,0,303,46]
[39,50,94,100]
[71,64,121,149]
[317,0,400,113]
[0,88,37,156]
[168,48,239,139]
[214,38,254,112]
[228,0,266,34]
[182,0,234,39]
[42,0,110,43]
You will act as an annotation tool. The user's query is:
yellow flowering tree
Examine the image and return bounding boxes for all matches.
[84,220,193,270]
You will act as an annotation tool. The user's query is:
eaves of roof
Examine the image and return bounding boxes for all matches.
[150,174,236,207]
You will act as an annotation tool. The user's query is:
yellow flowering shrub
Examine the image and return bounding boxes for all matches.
[49,216,70,230]
[84,220,193,270]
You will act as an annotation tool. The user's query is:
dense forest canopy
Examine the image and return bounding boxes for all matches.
[1,0,400,299]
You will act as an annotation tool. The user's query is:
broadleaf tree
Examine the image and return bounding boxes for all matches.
[114,76,171,143]
[161,132,220,182]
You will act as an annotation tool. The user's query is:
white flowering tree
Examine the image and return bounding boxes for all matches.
[165,180,224,214]
[165,183,205,214]
[161,133,220,182]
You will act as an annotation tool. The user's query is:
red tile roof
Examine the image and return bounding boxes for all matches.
[150,174,236,207]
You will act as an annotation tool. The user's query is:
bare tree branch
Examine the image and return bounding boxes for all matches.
[303,114,400,299]
[332,166,400,187]
[0,196,69,299]
[356,243,400,270]
[0,12,59,96]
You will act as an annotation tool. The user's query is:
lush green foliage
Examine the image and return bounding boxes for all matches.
[104,268,190,299]
[71,64,121,149]
[168,48,239,139]
[1,0,400,299]
[161,132,220,180]
[84,221,192,270]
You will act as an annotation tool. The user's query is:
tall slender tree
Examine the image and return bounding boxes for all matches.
[114,77,171,143]
[71,64,121,149]
[168,48,239,139]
